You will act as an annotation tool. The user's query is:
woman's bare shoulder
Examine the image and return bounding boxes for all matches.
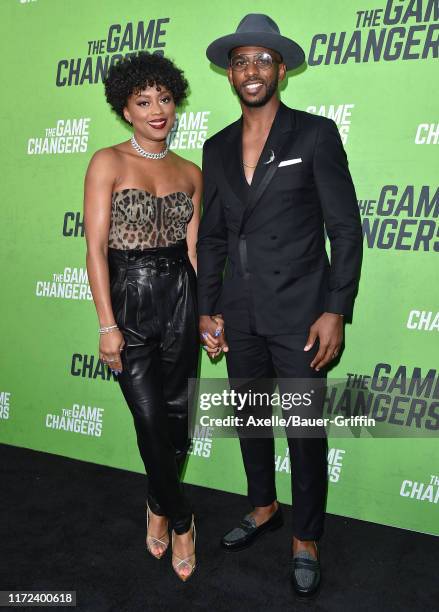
[89,142,129,165]
[86,144,130,182]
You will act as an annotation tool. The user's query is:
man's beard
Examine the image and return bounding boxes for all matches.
[235,74,279,108]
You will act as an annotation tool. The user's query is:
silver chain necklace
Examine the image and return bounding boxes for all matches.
[130,135,169,159]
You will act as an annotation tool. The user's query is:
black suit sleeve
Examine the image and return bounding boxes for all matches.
[313,118,363,318]
[196,139,228,315]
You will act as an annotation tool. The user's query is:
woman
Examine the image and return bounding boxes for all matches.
[83,52,204,582]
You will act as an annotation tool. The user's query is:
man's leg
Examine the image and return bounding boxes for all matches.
[268,333,328,558]
[225,326,279,526]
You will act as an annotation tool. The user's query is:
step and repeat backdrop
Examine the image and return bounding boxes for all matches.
[0,0,437,536]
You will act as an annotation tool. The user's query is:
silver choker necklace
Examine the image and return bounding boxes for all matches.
[130,135,169,159]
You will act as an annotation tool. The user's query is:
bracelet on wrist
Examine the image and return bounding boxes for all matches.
[99,324,119,334]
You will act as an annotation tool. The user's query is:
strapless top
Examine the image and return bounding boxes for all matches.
[108,188,194,250]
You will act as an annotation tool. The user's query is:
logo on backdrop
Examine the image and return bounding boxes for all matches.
[359,184,439,251]
[63,212,84,237]
[35,267,92,300]
[0,392,11,420]
[308,0,438,65]
[46,403,104,437]
[188,425,213,458]
[400,474,439,504]
[306,104,354,144]
[326,363,439,432]
[328,447,346,483]
[27,118,91,155]
[275,446,291,474]
[415,122,439,144]
[71,353,119,381]
[56,19,170,87]
[275,447,345,482]
[168,111,210,150]
[406,310,439,331]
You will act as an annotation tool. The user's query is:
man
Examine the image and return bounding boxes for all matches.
[197,14,363,597]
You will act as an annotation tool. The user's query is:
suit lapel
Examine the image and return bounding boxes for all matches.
[240,103,296,230]
[219,118,248,206]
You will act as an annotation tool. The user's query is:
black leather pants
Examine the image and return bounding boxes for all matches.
[108,239,199,534]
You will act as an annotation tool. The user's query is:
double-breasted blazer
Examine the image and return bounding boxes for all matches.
[196,102,363,335]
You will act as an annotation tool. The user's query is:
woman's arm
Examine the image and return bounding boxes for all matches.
[84,149,117,325]
[83,148,125,371]
[186,162,202,274]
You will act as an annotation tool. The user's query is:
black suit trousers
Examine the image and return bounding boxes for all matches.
[225,325,328,540]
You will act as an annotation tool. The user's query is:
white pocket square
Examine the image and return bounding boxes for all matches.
[278,158,302,167]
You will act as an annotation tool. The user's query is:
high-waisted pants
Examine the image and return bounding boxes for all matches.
[108,239,199,534]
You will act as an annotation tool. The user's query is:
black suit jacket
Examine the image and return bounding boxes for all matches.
[196,102,363,335]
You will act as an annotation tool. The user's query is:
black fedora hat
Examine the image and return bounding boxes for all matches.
[206,13,305,70]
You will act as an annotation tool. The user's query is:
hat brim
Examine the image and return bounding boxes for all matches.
[206,32,305,70]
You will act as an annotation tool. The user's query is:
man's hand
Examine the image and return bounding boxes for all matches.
[199,314,229,358]
[304,312,344,371]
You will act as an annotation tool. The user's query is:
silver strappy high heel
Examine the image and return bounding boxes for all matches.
[146,503,169,560]
[171,515,196,581]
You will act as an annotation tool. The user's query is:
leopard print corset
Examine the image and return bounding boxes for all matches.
[108,188,194,250]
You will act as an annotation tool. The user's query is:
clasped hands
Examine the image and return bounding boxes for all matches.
[199,314,228,358]
[199,312,344,370]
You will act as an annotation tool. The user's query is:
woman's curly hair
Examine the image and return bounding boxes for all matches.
[104,52,188,123]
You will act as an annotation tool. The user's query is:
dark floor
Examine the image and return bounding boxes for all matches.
[0,443,438,612]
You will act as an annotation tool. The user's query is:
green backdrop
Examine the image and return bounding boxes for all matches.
[1,0,438,536]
